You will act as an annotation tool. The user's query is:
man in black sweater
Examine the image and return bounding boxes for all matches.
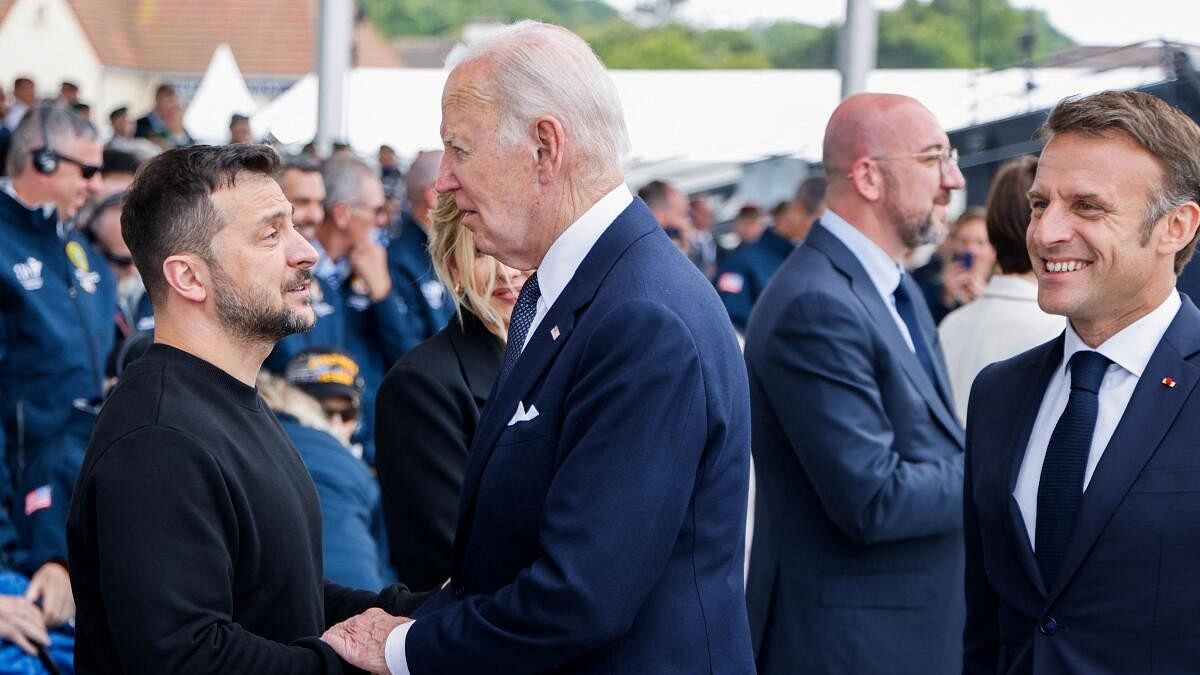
[66,144,421,673]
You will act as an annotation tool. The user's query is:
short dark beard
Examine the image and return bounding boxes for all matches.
[209,263,314,345]
[882,168,939,249]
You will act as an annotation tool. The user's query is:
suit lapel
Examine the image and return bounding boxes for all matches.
[1000,337,1063,598]
[807,225,962,445]
[1046,299,1200,604]
[452,200,659,564]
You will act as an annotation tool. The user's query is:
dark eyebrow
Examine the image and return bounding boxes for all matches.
[258,209,289,226]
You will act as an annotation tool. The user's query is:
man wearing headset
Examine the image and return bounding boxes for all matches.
[0,105,112,629]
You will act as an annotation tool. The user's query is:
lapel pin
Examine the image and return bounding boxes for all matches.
[1162,377,1177,388]
[551,326,560,341]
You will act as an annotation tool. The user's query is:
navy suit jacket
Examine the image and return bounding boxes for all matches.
[744,222,965,675]
[964,296,1200,675]
[403,198,755,674]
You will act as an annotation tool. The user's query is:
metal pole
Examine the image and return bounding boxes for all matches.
[316,0,353,155]
[839,0,878,99]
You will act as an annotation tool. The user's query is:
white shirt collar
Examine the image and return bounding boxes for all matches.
[535,183,633,310]
[1061,289,1181,379]
[819,208,904,298]
[983,274,1039,301]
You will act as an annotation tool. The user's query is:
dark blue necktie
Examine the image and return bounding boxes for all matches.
[1035,350,1112,586]
[893,275,938,386]
[497,272,541,387]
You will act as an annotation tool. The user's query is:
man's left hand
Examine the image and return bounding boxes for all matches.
[322,607,412,673]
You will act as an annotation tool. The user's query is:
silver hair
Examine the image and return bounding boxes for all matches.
[445,21,630,170]
[321,154,377,211]
[405,149,443,201]
[7,105,99,177]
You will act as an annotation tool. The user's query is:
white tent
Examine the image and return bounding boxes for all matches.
[252,65,1169,163]
[184,44,258,145]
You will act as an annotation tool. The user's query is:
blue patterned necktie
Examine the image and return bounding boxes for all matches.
[892,274,938,385]
[497,272,541,387]
[1035,349,1112,586]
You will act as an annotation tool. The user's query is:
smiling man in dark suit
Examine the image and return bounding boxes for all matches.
[744,93,967,675]
[963,91,1200,674]
[323,20,754,675]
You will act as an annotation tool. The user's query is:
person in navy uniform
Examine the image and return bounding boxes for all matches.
[264,156,346,375]
[387,150,455,344]
[0,106,111,618]
[311,155,421,464]
[715,176,826,332]
[259,349,394,591]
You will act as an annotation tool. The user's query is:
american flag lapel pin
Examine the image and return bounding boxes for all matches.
[551,326,560,341]
[1162,377,1177,388]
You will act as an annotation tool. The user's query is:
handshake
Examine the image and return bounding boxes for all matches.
[322,607,413,674]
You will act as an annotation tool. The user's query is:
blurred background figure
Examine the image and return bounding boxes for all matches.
[688,194,718,279]
[921,207,996,323]
[387,150,454,345]
[639,178,694,256]
[57,82,79,107]
[3,77,35,131]
[938,155,1065,421]
[375,193,529,592]
[378,144,402,198]
[98,147,141,197]
[107,106,132,142]
[729,204,766,252]
[228,113,252,144]
[134,84,193,149]
[83,190,153,343]
[716,176,826,332]
[259,350,393,591]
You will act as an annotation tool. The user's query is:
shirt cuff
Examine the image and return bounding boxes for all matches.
[384,620,415,675]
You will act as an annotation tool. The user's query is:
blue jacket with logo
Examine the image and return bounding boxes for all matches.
[714,227,795,333]
[387,212,453,345]
[0,186,115,572]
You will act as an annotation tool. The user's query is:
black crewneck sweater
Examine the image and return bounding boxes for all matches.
[67,344,416,674]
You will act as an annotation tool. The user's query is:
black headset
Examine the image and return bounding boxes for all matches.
[30,105,59,175]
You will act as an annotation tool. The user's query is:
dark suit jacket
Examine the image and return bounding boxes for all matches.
[374,308,502,592]
[402,198,755,674]
[744,222,966,675]
[964,296,1200,675]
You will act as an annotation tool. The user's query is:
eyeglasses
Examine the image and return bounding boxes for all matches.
[872,147,959,174]
[54,151,103,179]
[354,202,389,220]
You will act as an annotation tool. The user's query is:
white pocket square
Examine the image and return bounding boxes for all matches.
[507,401,540,427]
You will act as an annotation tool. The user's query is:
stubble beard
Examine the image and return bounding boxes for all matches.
[209,263,315,346]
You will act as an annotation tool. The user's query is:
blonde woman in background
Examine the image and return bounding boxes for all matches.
[374,193,530,591]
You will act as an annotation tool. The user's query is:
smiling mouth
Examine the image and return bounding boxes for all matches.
[1044,260,1091,273]
[285,277,311,294]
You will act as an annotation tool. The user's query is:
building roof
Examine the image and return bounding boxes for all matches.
[3,0,405,75]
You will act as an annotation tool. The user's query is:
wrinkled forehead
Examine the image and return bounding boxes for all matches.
[441,61,501,129]
[211,172,289,231]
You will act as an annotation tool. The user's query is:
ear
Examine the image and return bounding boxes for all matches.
[533,116,566,184]
[329,201,352,230]
[847,158,883,202]
[162,254,209,304]
[1158,201,1200,259]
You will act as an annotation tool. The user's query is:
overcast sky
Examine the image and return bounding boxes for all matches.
[605,0,1193,47]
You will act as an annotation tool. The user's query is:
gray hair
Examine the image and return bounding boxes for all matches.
[321,155,377,211]
[7,105,99,177]
[446,21,630,171]
[405,149,443,202]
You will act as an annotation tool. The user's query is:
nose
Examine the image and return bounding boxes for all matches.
[86,170,104,195]
[941,160,965,190]
[289,227,319,269]
[1028,201,1072,250]
[435,157,460,193]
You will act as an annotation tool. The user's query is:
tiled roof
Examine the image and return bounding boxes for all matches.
[36,0,406,75]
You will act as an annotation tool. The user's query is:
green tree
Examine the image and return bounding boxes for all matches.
[757,22,838,68]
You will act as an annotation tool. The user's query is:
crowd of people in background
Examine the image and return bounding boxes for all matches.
[3,20,1200,670]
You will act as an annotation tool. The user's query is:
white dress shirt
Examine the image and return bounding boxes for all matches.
[818,209,917,353]
[1013,290,1181,548]
[383,181,634,675]
[938,274,1066,423]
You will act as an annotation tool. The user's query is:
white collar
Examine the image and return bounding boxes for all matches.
[819,208,904,299]
[983,274,1039,301]
[1061,289,1181,379]
[535,183,633,310]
